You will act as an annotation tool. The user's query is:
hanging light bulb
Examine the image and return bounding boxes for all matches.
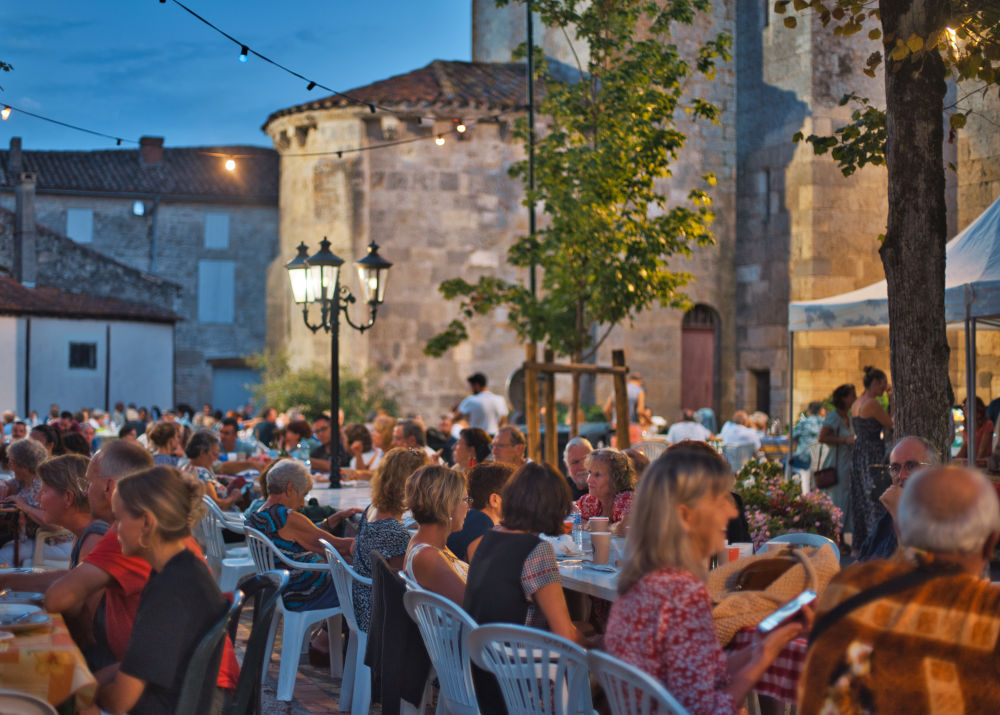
[455,121,467,133]
[435,136,446,146]
[239,46,249,63]
[225,158,236,171]
[1,106,10,120]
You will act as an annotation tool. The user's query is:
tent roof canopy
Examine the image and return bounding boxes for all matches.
[789,196,1000,332]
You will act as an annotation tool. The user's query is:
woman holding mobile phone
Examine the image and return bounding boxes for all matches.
[605,443,811,714]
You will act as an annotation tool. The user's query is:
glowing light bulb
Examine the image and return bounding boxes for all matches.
[225,158,236,171]
[435,136,446,146]
[456,122,467,133]
[1,106,10,120]
[239,46,249,63]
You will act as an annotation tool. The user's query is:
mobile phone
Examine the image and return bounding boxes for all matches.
[756,590,816,634]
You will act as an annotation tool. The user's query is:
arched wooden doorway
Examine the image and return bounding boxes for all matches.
[681,305,720,415]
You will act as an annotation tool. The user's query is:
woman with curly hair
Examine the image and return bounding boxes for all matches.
[575,448,635,527]
[352,447,428,630]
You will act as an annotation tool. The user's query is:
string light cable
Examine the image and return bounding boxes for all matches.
[0,102,137,146]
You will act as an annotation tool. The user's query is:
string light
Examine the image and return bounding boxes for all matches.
[455,121,467,133]
[1,106,10,120]
[239,46,249,63]
[0,102,136,145]
[435,135,446,146]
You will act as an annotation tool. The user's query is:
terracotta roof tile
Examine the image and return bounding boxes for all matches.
[263,60,532,129]
[0,145,278,203]
[0,277,179,323]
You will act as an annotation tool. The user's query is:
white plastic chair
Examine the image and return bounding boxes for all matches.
[398,569,422,592]
[631,440,668,461]
[404,589,480,715]
[321,539,372,715]
[587,650,688,715]
[202,496,250,557]
[722,443,757,473]
[244,527,343,701]
[467,624,593,715]
[765,532,840,562]
[200,496,255,592]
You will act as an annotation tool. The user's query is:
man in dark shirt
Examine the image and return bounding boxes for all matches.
[308,413,350,470]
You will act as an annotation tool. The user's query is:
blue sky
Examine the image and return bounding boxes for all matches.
[0,1,472,151]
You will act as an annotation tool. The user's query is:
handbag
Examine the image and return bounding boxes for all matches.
[813,439,840,489]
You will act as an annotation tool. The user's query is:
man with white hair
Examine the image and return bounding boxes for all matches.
[799,464,1000,712]
[562,437,593,499]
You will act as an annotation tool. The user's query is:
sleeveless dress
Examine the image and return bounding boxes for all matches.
[404,541,469,584]
[850,416,886,547]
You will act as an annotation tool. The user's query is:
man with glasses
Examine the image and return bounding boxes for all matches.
[215,417,265,475]
[856,435,938,562]
[490,425,527,468]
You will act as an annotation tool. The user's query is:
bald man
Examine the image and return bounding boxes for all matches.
[800,465,1000,712]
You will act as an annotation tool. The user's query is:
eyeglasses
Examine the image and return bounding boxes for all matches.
[491,442,514,449]
[887,460,932,477]
[464,496,474,505]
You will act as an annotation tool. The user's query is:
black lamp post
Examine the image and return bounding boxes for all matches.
[285,238,392,488]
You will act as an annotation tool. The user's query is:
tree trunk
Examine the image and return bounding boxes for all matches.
[879,0,952,455]
[570,372,581,438]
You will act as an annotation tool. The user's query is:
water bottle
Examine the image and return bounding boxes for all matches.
[570,503,583,551]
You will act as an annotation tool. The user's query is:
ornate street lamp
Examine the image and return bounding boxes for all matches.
[285,238,392,487]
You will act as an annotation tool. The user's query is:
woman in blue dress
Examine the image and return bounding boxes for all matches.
[849,366,893,548]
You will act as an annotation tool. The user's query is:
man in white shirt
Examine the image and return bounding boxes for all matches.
[665,409,713,443]
[455,372,509,435]
[718,410,762,449]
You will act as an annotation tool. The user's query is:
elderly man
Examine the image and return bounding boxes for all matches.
[799,464,1000,712]
[856,436,938,562]
[392,418,438,458]
[718,410,761,448]
[563,437,593,499]
[490,425,527,468]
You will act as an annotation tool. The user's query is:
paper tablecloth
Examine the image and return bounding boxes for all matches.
[0,612,97,708]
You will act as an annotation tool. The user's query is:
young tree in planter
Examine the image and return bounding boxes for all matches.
[426,0,731,429]
[778,0,1000,454]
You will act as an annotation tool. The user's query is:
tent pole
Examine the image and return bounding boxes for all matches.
[967,316,977,462]
[787,330,794,479]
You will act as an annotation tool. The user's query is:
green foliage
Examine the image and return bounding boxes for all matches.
[777,0,1000,177]
[426,0,731,360]
[247,350,399,423]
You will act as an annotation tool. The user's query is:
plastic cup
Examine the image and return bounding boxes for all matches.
[728,546,740,562]
[562,520,574,536]
[589,517,610,533]
[592,532,611,564]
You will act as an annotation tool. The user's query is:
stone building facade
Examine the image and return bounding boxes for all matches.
[263,2,999,423]
[0,138,279,410]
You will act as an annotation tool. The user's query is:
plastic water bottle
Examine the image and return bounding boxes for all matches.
[570,503,583,551]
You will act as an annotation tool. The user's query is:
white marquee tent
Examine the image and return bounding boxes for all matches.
[787,195,1000,456]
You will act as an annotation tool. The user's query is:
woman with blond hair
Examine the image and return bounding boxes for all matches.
[403,465,469,603]
[353,447,428,629]
[96,466,233,714]
[605,448,807,714]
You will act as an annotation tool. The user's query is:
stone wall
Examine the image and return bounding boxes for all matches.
[0,191,278,407]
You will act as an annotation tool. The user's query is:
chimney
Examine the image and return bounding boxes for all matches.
[14,171,37,288]
[139,136,164,166]
[8,137,22,180]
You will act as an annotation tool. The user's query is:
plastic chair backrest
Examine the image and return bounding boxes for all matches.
[765,533,840,562]
[227,570,289,715]
[244,527,278,574]
[466,624,593,715]
[200,496,229,567]
[320,539,371,634]
[587,649,689,715]
[403,589,479,715]
[631,441,668,461]
[398,569,422,592]
[174,589,244,715]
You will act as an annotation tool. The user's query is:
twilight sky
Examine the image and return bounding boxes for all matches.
[0,1,472,151]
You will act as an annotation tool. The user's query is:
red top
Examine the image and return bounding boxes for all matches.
[576,490,633,523]
[605,567,736,715]
[85,529,239,690]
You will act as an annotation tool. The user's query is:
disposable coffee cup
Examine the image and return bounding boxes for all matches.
[727,546,740,562]
[733,542,755,559]
[589,517,610,533]
[592,532,611,564]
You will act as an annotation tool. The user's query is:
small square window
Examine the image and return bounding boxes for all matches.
[69,342,97,370]
[204,213,230,250]
[66,208,93,243]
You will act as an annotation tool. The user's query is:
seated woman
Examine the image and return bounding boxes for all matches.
[185,431,238,511]
[464,462,586,715]
[354,447,428,631]
[403,465,469,604]
[447,462,515,561]
[148,422,181,467]
[451,427,491,474]
[245,459,356,610]
[345,422,383,476]
[1,438,51,565]
[96,466,233,714]
[957,395,993,466]
[605,448,808,715]
[576,448,635,533]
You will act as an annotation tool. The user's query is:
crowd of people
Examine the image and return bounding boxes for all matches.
[0,363,998,714]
